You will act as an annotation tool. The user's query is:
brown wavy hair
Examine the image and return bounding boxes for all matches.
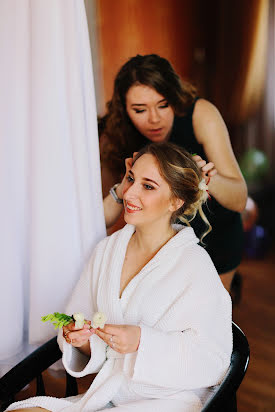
[133,142,211,242]
[99,54,197,177]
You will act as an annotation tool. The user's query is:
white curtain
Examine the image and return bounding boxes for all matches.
[0,0,106,376]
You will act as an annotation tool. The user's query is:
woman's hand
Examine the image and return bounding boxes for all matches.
[95,324,141,354]
[63,320,95,349]
[115,153,138,199]
[192,154,217,180]
[103,153,138,229]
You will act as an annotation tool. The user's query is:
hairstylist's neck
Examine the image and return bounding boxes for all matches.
[133,220,176,255]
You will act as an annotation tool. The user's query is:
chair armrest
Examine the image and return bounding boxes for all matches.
[0,336,78,411]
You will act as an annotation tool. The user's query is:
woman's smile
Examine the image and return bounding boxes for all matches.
[125,202,142,213]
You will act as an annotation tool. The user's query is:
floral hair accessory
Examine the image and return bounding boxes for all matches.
[198,178,208,191]
[198,177,211,199]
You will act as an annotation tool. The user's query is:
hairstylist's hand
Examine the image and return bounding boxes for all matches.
[192,154,217,180]
[95,324,141,354]
[63,320,95,348]
[115,153,138,199]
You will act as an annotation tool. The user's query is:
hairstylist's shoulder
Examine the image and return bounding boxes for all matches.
[193,98,220,118]
[192,98,228,145]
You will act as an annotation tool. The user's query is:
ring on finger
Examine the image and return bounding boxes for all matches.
[64,330,70,339]
[110,335,113,343]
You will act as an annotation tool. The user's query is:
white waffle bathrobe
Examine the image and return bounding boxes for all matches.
[6,224,232,412]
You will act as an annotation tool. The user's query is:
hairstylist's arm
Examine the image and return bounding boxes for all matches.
[193,99,247,212]
[103,157,133,228]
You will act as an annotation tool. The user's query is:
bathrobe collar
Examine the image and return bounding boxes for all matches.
[97,224,199,325]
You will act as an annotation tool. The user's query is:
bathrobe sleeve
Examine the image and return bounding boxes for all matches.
[132,251,233,390]
[57,241,108,378]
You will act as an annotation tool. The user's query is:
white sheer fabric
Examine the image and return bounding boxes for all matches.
[0,0,106,376]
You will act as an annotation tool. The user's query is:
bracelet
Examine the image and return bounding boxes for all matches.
[109,183,123,204]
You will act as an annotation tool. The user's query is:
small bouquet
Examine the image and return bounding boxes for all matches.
[41,311,107,330]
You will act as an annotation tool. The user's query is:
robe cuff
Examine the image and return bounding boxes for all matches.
[62,333,107,378]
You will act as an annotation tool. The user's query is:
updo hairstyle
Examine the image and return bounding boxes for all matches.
[133,142,211,242]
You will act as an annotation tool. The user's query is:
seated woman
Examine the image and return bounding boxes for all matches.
[7,142,232,412]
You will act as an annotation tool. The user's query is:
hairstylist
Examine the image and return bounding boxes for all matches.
[100,54,247,292]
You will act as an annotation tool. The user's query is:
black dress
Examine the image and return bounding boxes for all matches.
[168,99,244,274]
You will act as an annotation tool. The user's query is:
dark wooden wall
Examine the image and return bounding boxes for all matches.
[96,0,207,104]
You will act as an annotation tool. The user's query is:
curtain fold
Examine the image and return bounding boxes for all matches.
[0,0,106,376]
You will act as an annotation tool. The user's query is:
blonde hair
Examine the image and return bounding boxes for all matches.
[133,142,211,243]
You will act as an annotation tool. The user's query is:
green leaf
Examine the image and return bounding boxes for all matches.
[41,312,73,329]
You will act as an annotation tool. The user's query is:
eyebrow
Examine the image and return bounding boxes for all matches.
[130,98,167,107]
[129,169,160,186]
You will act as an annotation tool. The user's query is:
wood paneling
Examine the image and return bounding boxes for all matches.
[96,0,201,104]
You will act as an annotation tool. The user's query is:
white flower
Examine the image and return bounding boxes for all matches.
[198,178,208,191]
[73,312,85,329]
[92,312,107,329]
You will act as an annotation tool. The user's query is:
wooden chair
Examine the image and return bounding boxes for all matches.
[0,322,249,412]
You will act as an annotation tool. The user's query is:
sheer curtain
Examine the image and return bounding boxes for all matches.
[0,0,106,376]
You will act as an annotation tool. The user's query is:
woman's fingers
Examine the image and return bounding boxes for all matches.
[207,167,217,177]
[95,324,140,353]
[125,158,133,173]
[192,154,202,162]
[63,323,95,346]
[66,329,93,347]
[201,161,214,172]
[193,155,217,178]
[125,152,138,171]
[193,155,206,169]
[95,326,121,351]
[95,328,116,345]
[71,329,93,347]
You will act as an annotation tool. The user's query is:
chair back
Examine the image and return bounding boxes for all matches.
[202,322,250,411]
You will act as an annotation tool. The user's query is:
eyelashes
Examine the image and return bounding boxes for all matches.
[134,109,145,113]
[126,175,154,190]
[133,103,169,114]
[144,184,154,190]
